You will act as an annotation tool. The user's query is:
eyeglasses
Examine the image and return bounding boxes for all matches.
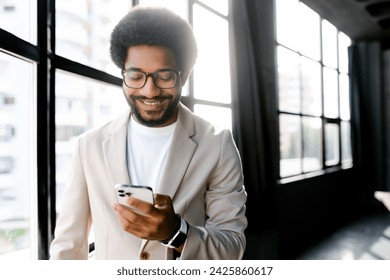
[121,69,181,89]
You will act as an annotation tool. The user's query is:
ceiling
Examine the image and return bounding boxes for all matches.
[301,0,390,41]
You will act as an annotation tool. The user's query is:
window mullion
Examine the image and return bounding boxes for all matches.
[0,29,39,62]
[36,0,55,260]
[319,17,326,170]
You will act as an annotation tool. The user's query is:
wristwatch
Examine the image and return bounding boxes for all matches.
[160,214,188,249]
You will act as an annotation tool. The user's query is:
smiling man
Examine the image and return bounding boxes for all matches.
[49,6,247,260]
[122,45,182,127]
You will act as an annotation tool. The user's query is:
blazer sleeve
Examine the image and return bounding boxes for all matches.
[180,129,247,260]
[49,137,92,260]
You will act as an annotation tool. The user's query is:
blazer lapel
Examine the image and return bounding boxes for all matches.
[103,109,131,187]
[102,104,197,201]
[157,103,197,199]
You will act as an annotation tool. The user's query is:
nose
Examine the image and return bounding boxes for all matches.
[139,75,161,98]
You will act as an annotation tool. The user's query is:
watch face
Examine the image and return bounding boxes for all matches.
[170,231,187,248]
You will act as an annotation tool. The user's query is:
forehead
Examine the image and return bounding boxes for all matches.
[124,45,178,71]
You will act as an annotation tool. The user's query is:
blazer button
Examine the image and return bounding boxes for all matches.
[140,251,150,260]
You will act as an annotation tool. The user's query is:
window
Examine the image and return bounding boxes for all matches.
[275,0,352,179]
[192,2,232,131]
[0,52,36,259]
[1,0,233,259]
[0,0,36,44]
[0,156,14,174]
[55,0,129,76]
[0,125,15,142]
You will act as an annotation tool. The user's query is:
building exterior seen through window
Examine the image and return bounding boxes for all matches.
[0,53,36,258]
[275,0,353,179]
[0,0,37,259]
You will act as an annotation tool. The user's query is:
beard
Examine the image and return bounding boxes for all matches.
[124,90,181,127]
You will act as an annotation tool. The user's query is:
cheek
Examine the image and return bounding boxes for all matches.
[123,86,136,96]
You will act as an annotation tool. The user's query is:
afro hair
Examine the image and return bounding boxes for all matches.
[110,6,198,74]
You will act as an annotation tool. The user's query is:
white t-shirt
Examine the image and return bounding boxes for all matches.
[126,116,176,192]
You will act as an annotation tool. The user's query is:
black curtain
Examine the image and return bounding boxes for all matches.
[349,41,385,200]
[229,0,278,255]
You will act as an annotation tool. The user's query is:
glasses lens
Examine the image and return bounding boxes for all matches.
[123,70,178,89]
[154,70,177,89]
[123,70,146,88]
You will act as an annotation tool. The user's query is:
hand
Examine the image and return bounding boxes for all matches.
[112,193,179,242]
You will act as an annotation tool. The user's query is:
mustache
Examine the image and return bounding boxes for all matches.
[131,95,173,101]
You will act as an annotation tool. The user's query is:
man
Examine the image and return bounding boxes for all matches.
[50,6,247,260]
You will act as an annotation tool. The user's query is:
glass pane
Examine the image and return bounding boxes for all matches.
[198,0,228,16]
[275,0,299,51]
[322,20,338,69]
[341,121,352,164]
[56,0,130,76]
[139,0,188,20]
[301,57,322,116]
[339,73,350,120]
[325,123,340,166]
[339,32,351,74]
[323,67,339,118]
[298,3,320,61]
[0,52,35,259]
[194,104,232,131]
[55,70,127,211]
[303,117,322,172]
[0,0,36,44]
[277,46,300,113]
[280,114,302,177]
[193,4,231,104]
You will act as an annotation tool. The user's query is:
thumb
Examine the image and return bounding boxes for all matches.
[153,193,171,209]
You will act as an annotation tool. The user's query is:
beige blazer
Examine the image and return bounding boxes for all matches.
[50,103,247,260]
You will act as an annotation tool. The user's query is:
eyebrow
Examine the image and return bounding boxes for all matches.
[124,67,141,71]
[123,67,177,72]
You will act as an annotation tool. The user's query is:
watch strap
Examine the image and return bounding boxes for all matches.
[160,214,188,248]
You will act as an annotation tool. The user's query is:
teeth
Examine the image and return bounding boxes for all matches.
[142,100,161,105]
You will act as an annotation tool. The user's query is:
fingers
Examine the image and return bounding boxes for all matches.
[112,202,155,238]
[112,193,178,241]
[126,196,154,214]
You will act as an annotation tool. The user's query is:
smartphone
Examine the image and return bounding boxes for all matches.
[114,184,154,212]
